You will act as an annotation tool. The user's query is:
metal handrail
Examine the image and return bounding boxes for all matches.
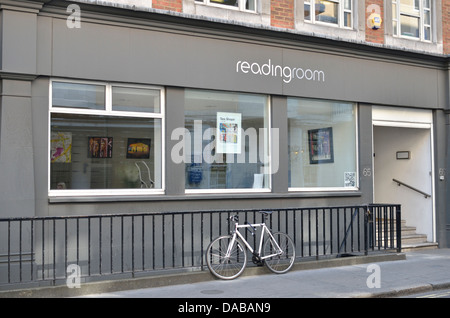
[393,178,431,198]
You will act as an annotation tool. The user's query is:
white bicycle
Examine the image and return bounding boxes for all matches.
[205,211,296,280]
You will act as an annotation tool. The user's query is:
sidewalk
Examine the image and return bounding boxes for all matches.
[80,248,450,298]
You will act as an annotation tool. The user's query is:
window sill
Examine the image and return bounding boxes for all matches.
[49,189,165,202]
[185,188,271,194]
[186,1,270,27]
[289,187,359,192]
[385,35,441,55]
[48,189,361,203]
[305,20,352,30]
[297,22,362,43]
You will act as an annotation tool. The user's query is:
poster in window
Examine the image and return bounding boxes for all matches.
[126,138,151,159]
[216,112,241,154]
[308,127,334,164]
[88,137,113,158]
[51,132,72,163]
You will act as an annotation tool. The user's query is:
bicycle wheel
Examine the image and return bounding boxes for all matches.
[263,232,295,274]
[205,235,247,280]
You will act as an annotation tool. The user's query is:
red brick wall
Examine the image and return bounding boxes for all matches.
[365,0,385,44]
[271,0,295,29]
[443,0,450,55]
[153,0,182,12]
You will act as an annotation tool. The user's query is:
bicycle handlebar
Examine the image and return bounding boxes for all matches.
[229,211,273,223]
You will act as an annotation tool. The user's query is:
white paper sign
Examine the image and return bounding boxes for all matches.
[217,112,241,154]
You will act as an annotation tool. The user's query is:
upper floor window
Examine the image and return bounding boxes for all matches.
[194,0,256,12]
[304,0,352,28]
[392,0,432,41]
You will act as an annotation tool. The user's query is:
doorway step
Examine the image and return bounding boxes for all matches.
[377,219,438,251]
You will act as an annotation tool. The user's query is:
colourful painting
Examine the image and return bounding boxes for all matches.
[127,138,151,159]
[88,137,113,158]
[51,132,72,163]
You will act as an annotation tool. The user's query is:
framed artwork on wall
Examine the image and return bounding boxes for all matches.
[127,138,151,159]
[88,137,113,158]
[308,127,334,164]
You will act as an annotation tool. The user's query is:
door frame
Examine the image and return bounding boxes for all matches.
[372,106,436,242]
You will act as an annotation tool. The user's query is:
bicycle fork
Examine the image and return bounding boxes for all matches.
[222,233,244,263]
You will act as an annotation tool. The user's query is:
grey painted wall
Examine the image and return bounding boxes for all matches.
[42,16,447,110]
[0,79,35,217]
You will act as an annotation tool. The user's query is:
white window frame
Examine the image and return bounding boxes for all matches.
[194,0,257,13]
[304,0,353,29]
[392,0,432,42]
[287,100,359,192]
[184,92,272,194]
[48,79,165,198]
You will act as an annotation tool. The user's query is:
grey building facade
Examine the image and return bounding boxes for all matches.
[0,0,449,249]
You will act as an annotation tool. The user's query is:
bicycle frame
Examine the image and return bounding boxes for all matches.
[226,221,283,261]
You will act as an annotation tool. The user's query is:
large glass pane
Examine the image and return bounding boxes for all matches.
[400,14,420,38]
[112,86,161,113]
[184,89,270,190]
[51,114,162,190]
[315,0,338,25]
[52,82,105,110]
[288,98,357,189]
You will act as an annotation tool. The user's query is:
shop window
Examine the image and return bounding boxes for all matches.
[288,98,357,190]
[184,89,270,192]
[194,0,256,12]
[50,81,164,195]
[392,0,432,41]
[304,0,352,28]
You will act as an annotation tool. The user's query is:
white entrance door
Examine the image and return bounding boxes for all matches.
[372,107,435,242]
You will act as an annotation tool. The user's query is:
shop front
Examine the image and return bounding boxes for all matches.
[0,1,448,245]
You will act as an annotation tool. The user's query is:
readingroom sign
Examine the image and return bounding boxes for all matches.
[236,59,325,84]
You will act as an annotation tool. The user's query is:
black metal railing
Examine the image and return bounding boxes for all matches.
[0,204,401,291]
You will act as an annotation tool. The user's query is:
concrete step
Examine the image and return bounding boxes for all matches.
[375,234,428,245]
[402,226,418,236]
[402,233,428,244]
[376,226,416,236]
[375,219,437,251]
[401,242,439,252]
